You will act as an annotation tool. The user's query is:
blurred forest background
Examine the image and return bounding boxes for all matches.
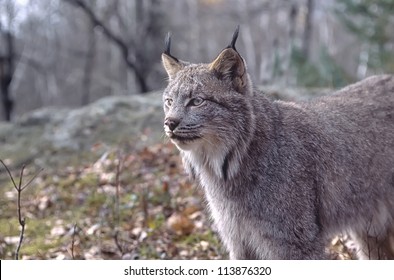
[1,0,394,260]
[1,0,393,121]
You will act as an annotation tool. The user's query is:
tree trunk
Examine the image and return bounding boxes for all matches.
[302,0,314,60]
[0,30,14,121]
[81,22,97,105]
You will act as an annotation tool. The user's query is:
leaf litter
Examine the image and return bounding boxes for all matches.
[0,140,354,259]
[0,142,225,259]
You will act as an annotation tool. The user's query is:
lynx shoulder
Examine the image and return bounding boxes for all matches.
[161,28,394,259]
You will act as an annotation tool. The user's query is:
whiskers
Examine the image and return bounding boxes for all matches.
[160,131,170,143]
[162,123,232,150]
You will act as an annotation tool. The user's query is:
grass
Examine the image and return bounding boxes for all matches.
[0,142,225,260]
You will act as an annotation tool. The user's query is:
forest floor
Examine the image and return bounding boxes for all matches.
[0,139,352,260]
[0,140,226,260]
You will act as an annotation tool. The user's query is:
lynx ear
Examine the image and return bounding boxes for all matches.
[209,26,247,93]
[162,32,183,80]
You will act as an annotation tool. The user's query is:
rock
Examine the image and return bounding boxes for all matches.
[0,87,331,169]
[0,91,164,168]
[50,226,66,237]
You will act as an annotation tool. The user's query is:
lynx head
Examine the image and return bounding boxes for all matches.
[162,26,255,153]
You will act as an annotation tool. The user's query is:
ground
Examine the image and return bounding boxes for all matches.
[0,139,228,260]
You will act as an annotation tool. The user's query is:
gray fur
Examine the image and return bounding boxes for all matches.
[161,36,394,259]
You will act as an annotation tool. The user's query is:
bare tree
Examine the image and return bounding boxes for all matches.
[63,0,165,93]
[81,17,97,105]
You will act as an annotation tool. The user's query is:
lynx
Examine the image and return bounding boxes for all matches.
[161,27,394,259]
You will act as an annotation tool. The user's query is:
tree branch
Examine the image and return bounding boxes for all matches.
[63,0,149,92]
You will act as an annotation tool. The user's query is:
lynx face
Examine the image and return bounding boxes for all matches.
[163,66,249,151]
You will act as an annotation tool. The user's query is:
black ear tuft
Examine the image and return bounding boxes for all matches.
[209,26,248,93]
[164,32,179,62]
[164,32,171,55]
[227,25,240,51]
[162,32,184,79]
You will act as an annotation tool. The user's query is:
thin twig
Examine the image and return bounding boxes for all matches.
[1,159,18,190]
[18,165,25,191]
[113,229,124,255]
[113,150,124,255]
[21,168,43,191]
[71,223,77,260]
[141,189,149,228]
[0,160,42,260]
[115,150,123,227]
[14,219,25,260]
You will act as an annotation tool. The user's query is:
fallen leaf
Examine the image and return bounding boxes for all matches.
[183,205,200,216]
[166,213,194,235]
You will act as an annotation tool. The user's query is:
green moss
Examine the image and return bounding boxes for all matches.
[147,213,165,230]
[86,192,108,208]
[0,218,20,236]
[138,242,159,259]
[21,236,63,257]
[180,230,221,247]
[76,173,99,188]
[0,217,65,259]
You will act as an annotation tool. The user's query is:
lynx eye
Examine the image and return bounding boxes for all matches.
[165,98,173,107]
[188,97,205,107]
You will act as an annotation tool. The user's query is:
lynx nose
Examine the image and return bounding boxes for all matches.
[164,118,180,131]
